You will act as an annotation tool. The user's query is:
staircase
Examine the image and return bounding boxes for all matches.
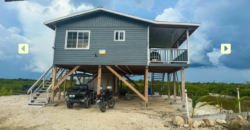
[151,73,165,95]
[26,66,68,107]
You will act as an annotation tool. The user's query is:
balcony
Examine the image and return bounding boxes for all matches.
[149,48,188,64]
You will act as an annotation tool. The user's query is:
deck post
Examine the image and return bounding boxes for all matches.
[116,77,119,95]
[181,67,186,108]
[63,80,66,99]
[173,72,176,101]
[186,29,190,64]
[151,73,154,96]
[160,73,165,96]
[50,66,57,103]
[69,75,73,88]
[82,76,85,84]
[168,73,170,99]
[106,72,110,88]
[58,75,62,100]
[97,66,102,96]
[112,74,115,96]
[144,66,149,107]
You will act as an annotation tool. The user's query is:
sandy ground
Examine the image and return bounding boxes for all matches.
[0,94,225,130]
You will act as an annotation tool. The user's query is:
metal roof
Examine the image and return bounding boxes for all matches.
[44,7,200,30]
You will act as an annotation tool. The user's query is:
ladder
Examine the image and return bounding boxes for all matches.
[151,73,165,95]
[26,66,68,107]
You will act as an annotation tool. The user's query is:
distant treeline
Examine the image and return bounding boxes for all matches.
[0,78,76,96]
[123,80,250,97]
[0,78,250,97]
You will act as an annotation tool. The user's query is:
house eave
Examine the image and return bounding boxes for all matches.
[44,7,200,30]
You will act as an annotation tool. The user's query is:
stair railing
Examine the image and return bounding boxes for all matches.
[27,66,53,94]
[27,68,64,103]
[27,66,53,102]
[46,69,68,103]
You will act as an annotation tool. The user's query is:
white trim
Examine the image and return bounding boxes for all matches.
[44,8,200,27]
[114,30,125,41]
[147,26,150,65]
[64,30,91,49]
[186,29,190,64]
[53,25,57,61]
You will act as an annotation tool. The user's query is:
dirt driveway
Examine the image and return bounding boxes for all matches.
[0,95,222,130]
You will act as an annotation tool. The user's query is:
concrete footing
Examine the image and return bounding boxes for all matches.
[142,102,151,104]
[177,107,187,111]
[47,103,58,107]
[170,101,181,105]
[141,107,153,110]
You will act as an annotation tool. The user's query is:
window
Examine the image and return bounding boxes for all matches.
[65,30,90,49]
[114,30,125,41]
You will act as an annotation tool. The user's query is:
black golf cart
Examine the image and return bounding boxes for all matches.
[66,73,96,108]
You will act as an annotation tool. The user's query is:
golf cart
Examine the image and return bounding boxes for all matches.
[66,73,96,108]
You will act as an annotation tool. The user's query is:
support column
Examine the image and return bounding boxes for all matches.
[112,74,115,96]
[186,29,190,64]
[144,66,149,107]
[63,80,66,99]
[97,66,102,96]
[168,73,170,99]
[151,73,154,96]
[116,77,119,95]
[50,66,57,103]
[160,73,165,96]
[106,72,110,87]
[58,75,62,100]
[69,75,73,88]
[181,67,186,108]
[82,76,85,84]
[173,72,176,101]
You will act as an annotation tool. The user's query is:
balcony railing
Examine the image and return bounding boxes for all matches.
[149,48,188,64]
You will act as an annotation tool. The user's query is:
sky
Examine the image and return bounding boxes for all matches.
[0,0,250,83]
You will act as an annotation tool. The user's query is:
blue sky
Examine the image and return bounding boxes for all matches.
[0,0,250,83]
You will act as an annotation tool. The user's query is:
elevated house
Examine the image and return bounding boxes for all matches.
[26,7,199,108]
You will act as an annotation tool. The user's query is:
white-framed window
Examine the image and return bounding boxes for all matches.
[114,30,125,41]
[65,30,90,49]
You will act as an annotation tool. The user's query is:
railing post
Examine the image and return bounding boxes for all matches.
[30,90,32,103]
[43,76,45,88]
[186,29,190,64]
[237,88,241,113]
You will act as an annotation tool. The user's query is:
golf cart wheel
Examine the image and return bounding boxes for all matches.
[84,98,90,108]
[108,98,116,108]
[99,100,106,112]
[67,102,74,108]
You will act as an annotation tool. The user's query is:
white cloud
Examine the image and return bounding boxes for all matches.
[155,8,183,22]
[7,27,21,34]
[207,48,222,65]
[0,24,30,61]
[6,0,94,73]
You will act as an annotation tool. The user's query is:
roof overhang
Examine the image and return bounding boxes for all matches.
[44,7,200,30]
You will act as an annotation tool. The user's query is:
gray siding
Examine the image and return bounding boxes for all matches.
[54,12,148,65]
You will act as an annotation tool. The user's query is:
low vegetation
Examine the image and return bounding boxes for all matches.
[0,78,76,96]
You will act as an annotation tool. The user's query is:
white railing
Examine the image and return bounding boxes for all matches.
[27,66,67,103]
[27,66,53,94]
[149,48,188,63]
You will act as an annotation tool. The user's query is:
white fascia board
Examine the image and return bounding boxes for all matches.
[44,8,200,27]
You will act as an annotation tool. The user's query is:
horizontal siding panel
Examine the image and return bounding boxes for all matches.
[54,12,148,65]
